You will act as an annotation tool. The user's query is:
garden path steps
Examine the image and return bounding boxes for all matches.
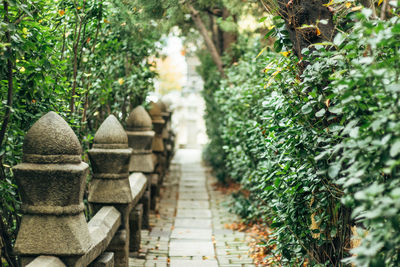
[129,148,256,267]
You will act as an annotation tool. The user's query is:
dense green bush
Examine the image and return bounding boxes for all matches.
[0,1,160,265]
[198,51,227,182]
[204,8,400,266]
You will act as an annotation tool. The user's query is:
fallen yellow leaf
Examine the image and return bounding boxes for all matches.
[325,99,331,107]
[323,0,335,6]
[271,68,282,77]
[264,62,274,73]
[280,51,290,57]
[256,47,266,59]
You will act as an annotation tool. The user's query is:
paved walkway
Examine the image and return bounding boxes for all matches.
[129,149,255,267]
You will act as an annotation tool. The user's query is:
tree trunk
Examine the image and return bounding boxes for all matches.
[221,8,237,54]
[209,14,222,56]
[360,0,377,18]
[187,3,226,77]
[277,0,335,59]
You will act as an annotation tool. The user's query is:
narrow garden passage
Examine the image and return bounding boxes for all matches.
[129,149,254,267]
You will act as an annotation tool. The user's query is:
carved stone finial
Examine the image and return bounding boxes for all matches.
[93,115,128,149]
[22,111,82,164]
[155,100,171,141]
[157,100,167,113]
[13,112,91,256]
[89,115,136,267]
[88,115,133,204]
[148,101,164,123]
[157,100,171,125]
[126,106,155,173]
[126,106,152,132]
[149,102,165,152]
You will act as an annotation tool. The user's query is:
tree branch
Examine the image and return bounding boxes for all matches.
[186,3,226,78]
[380,0,388,20]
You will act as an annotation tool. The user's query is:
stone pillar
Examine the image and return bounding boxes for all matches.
[157,100,173,166]
[129,204,143,252]
[90,252,114,267]
[88,115,133,267]
[126,106,155,228]
[139,190,150,229]
[158,100,170,141]
[148,102,166,205]
[13,112,91,266]
[149,101,165,153]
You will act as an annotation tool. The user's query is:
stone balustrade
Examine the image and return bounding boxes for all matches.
[88,115,144,267]
[148,102,167,209]
[13,112,120,267]
[125,106,154,227]
[149,101,165,154]
[157,100,175,167]
[11,109,173,267]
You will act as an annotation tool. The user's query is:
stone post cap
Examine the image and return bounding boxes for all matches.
[157,100,171,122]
[13,112,91,256]
[157,100,169,113]
[93,115,129,149]
[88,115,133,204]
[22,111,82,164]
[148,101,165,125]
[126,106,153,132]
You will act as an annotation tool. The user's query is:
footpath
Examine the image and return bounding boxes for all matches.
[129,149,256,267]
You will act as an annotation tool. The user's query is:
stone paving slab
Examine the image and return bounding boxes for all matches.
[179,184,206,188]
[129,149,255,267]
[169,240,214,256]
[171,228,212,240]
[174,218,212,229]
[177,200,209,209]
[169,259,218,267]
[178,190,208,195]
[178,193,209,200]
[180,179,205,183]
[176,209,212,218]
[179,185,206,189]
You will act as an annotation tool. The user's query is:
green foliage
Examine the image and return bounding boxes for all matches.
[0,0,160,264]
[204,7,400,267]
[197,50,226,182]
[137,0,261,43]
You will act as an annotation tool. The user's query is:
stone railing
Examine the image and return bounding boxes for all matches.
[148,101,167,210]
[158,100,175,167]
[12,105,174,267]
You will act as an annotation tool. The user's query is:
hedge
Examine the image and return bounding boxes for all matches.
[203,10,400,266]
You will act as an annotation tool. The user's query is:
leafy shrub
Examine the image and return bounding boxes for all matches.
[204,8,400,266]
[0,1,160,264]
